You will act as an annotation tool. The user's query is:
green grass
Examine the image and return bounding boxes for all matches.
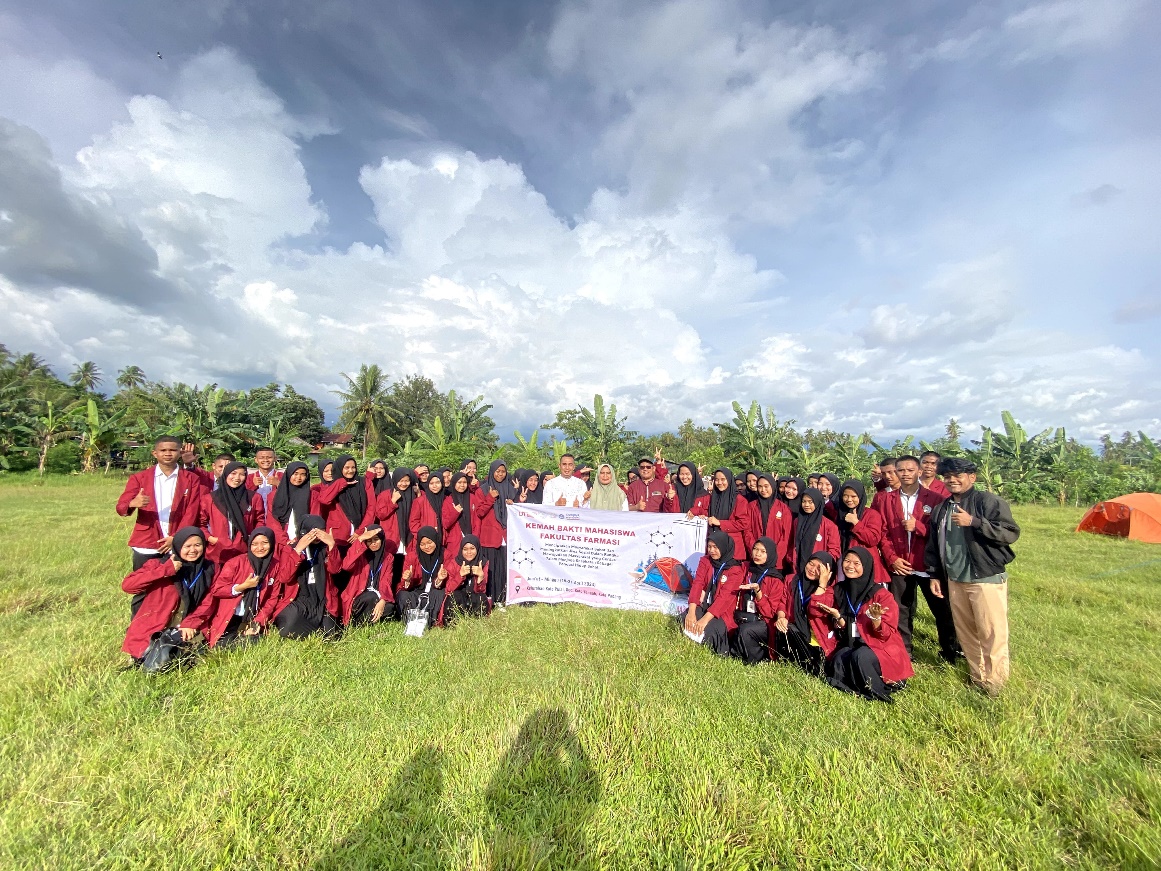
[1,474,1160,870]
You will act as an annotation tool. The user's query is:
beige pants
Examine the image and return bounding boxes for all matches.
[948,580,1010,693]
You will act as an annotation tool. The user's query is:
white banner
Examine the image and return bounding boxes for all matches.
[506,504,708,614]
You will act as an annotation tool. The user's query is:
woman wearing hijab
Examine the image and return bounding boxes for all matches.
[120,526,215,663]
[180,527,305,648]
[460,459,481,492]
[339,524,396,627]
[269,461,312,544]
[317,455,374,548]
[743,471,762,503]
[441,471,485,567]
[587,463,628,511]
[747,473,792,569]
[408,474,448,549]
[770,552,838,676]
[479,460,516,606]
[733,536,785,665]
[827,547,912,701]
[271,515,343,639]
[365,459,391,505]
[817,473,842,520]
[787,487,841,574]
[201,460,265,566]
[664,462,707,516]
[376,467,416,588]
[703,468,752,559]
[446,534,490,620]
[682,530,744,657]
[834,479,891,584]
[780,477,806,518]
[514,469,544,504]
[396,526,448,629]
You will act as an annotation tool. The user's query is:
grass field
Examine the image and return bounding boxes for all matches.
[1,474,1160,870]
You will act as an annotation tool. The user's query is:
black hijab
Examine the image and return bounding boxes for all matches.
[213,461,253,539]
[748,536,781,585]
[332,454,367,526]
[456,533,484,568]
[743,470,762,503]
[789,551,837,637]
[317,458,334,483]
[783,476,807,518]
[362,524,387,587]
[483,460,516,526]
[835,547,878,644]
[415,526,442,578]
[818,473,842,512]
[171,526,213,614]
[392,467,416,546]
[271,461,311,528]
[424,474,447,516]
[704,529,736,604]
[290,515,329,624]
[448,472,474,534]
[243,527,276,619]
[792,487,828,573]
[835,479,868,554]
[754,473,779,530]
[368,460,392,496]
[708,468,738,521]
[515,469,544,504]
[673,462,706,513]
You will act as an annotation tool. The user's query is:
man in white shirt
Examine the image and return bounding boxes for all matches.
[542,454,589,507]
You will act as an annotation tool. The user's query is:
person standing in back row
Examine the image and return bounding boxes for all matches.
[878,455,959,663]
[919,450,951,499]
[926,458,1020,695]
[542,453,588,507]
[626,450,669,512]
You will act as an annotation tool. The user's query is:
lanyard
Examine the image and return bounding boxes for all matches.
[421,558,441,592]
[706,563,726,604]
[182,568,203,593]
[844,591,866,622]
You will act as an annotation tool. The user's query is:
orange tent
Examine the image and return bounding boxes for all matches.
[1076,494,1161,544]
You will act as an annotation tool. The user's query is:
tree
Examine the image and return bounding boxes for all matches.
[31,401,77,475]
[69,361,103,392]
[382,375,443,449]
[246,383,326,445]
[542,394,636,467]
[334,365,396,461]
[76,398,128,473]
[502,429,555,471]
[116,365,147,391]
[715,401,799,470]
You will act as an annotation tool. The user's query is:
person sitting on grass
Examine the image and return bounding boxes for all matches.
[340,524,396,628]
[272,515,343,640]
[682,530,744,657]
[771,552,838,677]
[733,536,785,665]
[120,526,214,665]
[446,534,490,620]
[396,526,448,630]
[826,547,912,702]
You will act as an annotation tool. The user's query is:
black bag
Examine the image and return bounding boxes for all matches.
[140,628,192,674]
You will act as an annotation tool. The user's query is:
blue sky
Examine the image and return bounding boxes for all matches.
[0,0,1158,442]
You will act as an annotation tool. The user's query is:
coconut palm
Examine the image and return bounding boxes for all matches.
[333,364,396,461]
[116,366,147,391]
[69,361,103,391]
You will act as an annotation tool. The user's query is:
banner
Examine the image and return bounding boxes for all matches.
[506,504,707,614]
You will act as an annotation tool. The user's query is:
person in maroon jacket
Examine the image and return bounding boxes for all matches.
[734,537,784,664]
[920,451,952,499]
[771,552,838,676]
[341,525,396,627]
[446,534,490,620]
[664,462,707,516]
[246,447,282,510]
[408,474,447,553]
[119,526,215,663]
[626,451,670,512]
[870,457,900,502]
[442,472,483,566]
[200,461,266,567]
[316,455,375,547]
[787,488,841,574]
[478,460,515,606]
[878,455,958,662]
[271,515,343,638]
[267,461,312,545]
[827,547,913,701]
[748,474,792,569]
[376,467,416,587]
[704,468,752,558]
[115,435,207,573]
[834,480,890,584]
[396,526,448,628]
[682,529,744,657]
[310,458,335,514]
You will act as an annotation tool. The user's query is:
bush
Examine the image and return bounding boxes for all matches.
[44,441,82,474]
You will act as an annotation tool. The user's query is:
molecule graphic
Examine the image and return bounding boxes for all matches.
[647,528,674,554]
[510,546,537,570]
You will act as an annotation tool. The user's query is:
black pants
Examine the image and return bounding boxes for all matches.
[348,591,396,627]
[889,573,959,658]
[274,604,340,639]
[129,551,164,616]
[391,552,407,591]
[681,605,730,657]
[216,616,260,651]
[481,547,507,604]
[828,644,895,702]
[733,618,769,665]
[449,587,489,620]
[773,625,824,676]
[397,588,446,628]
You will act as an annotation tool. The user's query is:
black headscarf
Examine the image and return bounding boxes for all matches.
[704,529,736,606]
[783,476,806,518]
[332,454,367,527]
[424,474,446,517]
[391,467,416,547]
[368,460,392,496]
[318,458,334,483]
[515,469,544,504]
[788,552,836,638]
[448,472,474,534]
[835,479,868,554]
[835,547,878,642]
[708,467,738,521]
[818,473,842,513]
[743,470,762,502]
[415,526,442,578]
[271,461,311,528]
[483,460,516,526]
[171,526,213,615]
[361,524,387,587]
[288,515,329,624]
[673,462,706,513]
[243,527,276,619]
[754,473,778,531]
[456,533,484,568]
[749,536,780,583]
[792,487,828,573]
[213,461,253,539]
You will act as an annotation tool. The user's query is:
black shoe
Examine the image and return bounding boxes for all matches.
[939,648,963,665]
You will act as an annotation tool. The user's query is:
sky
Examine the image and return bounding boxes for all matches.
[0,0,1158,442]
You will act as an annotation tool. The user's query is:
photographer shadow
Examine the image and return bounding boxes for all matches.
[484,708,601,871]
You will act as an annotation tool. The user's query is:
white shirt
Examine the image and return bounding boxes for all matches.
[133,465,180,554]
[542,474,589,507]
[897,487,928,577]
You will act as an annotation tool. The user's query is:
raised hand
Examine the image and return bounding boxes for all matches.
[129,488,151,509]
[556,495,567,506]
[867,601,888,622]
[237,573,260,592]
[460,564,471,577]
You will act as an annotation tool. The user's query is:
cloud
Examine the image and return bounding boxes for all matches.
[1072,183,1123,207]
[1003,0,1145,60]
[1114,294,1161,323]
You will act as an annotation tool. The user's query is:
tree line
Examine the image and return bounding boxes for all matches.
[2,348,1157,506]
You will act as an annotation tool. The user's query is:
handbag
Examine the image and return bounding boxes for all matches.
[140,628,191,674]
[404,593,431,638]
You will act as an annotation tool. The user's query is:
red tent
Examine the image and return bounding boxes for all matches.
[1076,494,1161,544]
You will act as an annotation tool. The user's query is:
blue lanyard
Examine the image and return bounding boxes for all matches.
[707,563,726,603]
[421,558,442,586]
[182,568,203,593]
[797,578,810,613]
[844,592,866,622]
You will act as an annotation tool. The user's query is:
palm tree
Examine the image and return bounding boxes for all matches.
[566,394,634,467]
[715,401,798,470]
[333,365,396,461]
[116,366,147,391]
[69,361,103,392]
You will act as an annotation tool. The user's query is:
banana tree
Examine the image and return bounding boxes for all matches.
[77,398,128,473]
[32,401,77,475]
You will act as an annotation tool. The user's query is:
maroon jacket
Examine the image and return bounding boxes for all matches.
[268,541,344,624]
[626,464,670,512]
[773,575,838,658]
[317,477,376,544]
[116,467,206,550]
[923,478,951,500]
[339,540,396,624]
[180,545,303,646]
[748,502,793,568]
[838,507,891,584]
[120,559,184,658]
[408,497,442,553]
[787,516,842,573]
[442,495,484,566]
[186,465,215,491]
[476,492,505,549]
[687,557,745,632]
[877,486,945,574]
[397,550,449,595]
[200,490,266,566]
[446,557,489,595]
[832,586,913,682]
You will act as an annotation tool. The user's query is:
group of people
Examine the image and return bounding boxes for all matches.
[115,438,1020,697]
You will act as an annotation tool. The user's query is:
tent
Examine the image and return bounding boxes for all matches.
[1076,493,1161,544]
